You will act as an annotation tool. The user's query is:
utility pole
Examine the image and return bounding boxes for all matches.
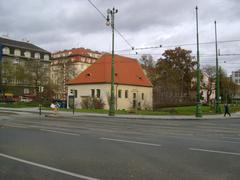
[215,21,221,113]
[0,44,3,99]
[195,6,202,117]
[106,7,118,116]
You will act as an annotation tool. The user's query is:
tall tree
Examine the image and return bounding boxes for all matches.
[219,67,239,103]
[156,47,196,96]
[139,54,157,85]
[25,60,50,97]
[202,65,216,103]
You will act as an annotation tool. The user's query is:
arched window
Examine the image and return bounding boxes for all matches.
[14,49,21,56]
[24,51,31,58]
[34,53,40,59]
[2,47,10,55]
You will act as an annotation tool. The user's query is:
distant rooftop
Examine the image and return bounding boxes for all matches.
[53,47,101,56]
[0,36,50,53]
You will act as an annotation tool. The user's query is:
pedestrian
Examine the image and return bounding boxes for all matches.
[50,102,57,115]
[224,103,231,117]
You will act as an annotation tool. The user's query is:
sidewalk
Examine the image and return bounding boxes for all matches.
[0,107,239,120]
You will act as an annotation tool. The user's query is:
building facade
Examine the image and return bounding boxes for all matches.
[231,69,240,85]
[67,54,153,110]
[0,37,51,100]
[51,48,102,101]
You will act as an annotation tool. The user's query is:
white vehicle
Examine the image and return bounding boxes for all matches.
[20,96,32,102]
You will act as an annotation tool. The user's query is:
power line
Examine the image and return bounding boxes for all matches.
[116,39,240,52]
[119,53,240,58]
[87,0,106,19]
[87,0,134,49]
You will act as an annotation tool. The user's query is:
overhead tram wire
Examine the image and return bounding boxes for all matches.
[116,39,240,52]
[87,0,134,50]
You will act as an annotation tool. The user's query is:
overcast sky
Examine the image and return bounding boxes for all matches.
[0,0,239,73]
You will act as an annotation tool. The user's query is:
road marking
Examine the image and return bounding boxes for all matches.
[0,153,98,180]
[100,137,161,147]
[221,137,240,141]
[4,124,27,129]
[189,148,240,156]
[40,129,80,136]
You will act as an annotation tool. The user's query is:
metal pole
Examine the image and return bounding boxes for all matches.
[73,96,75,115]
[108,8,117,116]
[0,44,3,99]
[39,104,42,116]
[215,21,221,113]
[195,6,202,117]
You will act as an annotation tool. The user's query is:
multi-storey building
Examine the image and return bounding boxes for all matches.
[231,70,240,85]
[0,36,51,100]
[51,48,102,101]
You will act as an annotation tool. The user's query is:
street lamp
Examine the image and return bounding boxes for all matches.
[106,7,118,116]
[69,90,75,115]
[195,6,202,117]
[214,21,221,113]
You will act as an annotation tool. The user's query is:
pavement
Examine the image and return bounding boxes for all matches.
[0,111,240,179]
[0,107,239,120]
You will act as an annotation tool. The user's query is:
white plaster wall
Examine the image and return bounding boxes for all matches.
[67,84,153,110]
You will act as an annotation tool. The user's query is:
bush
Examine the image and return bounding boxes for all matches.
[92,98,105,109]
[81,97,105,109]
[81,97,92,109]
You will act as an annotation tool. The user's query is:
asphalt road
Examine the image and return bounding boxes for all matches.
[0,112,240,180]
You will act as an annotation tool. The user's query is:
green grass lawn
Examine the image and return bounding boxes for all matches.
[0,102,40,108]
[1,102,240,116]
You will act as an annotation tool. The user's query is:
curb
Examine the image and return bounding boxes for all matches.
[0,108,238,121]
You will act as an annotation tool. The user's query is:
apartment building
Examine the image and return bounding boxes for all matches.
[51,48,102,100]
[0,36,50,99]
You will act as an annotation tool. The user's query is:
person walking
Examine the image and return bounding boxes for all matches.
[50,102,58,115]
[224,103,231,117]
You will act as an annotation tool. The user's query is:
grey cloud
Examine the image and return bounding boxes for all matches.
[0,0,239,75]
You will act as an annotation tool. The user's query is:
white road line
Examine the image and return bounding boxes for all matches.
[40,129,80,136]
[0,153,98,180]
[189,148,240,156]
[100,137,161,147]
[221,137,240,141]
[4,124,27,129]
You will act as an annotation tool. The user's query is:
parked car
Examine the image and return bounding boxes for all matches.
[20,96,33,102]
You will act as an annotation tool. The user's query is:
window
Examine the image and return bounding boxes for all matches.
[14,49,21,56]
[118,89,122,98]
[125,90,128,98]
[91,89,95,97]
[35,53,40,59]
[44,54,49,61]
[74,90,77,98]
[142,93,144,100]
[97,89,101,98]
[133,93,136,99]
[81,64,84,69]
[3,47,10,55]
[24,51,31,58]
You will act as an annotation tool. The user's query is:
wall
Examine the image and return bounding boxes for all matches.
[67,84,153,110]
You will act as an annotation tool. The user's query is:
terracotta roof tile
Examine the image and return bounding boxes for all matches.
[67,54,153,87]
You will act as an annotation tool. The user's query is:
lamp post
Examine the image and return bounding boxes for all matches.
[214,21,221,113]
[195,6,202,117]
[106,7,118,116]
[69,91,75,115]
